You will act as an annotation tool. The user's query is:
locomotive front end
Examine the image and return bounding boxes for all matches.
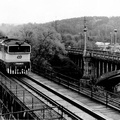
[6,61,31,74]
[4,40,31,74]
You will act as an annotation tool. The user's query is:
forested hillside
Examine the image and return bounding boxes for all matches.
[1,16,120,48]
[0,16,119,79]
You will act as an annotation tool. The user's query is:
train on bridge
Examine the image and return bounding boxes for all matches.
[0,37,31,74]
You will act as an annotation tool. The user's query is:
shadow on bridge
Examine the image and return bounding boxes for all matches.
[96,70,120,92]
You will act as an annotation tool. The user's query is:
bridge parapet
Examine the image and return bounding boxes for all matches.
[66,48,120,62]
[92,53,120,62]
[67,48,120,81]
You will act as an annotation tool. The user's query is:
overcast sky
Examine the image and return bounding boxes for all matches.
[0,0,120,24]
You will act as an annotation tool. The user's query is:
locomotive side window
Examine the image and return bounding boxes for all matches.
[9,46,30,53]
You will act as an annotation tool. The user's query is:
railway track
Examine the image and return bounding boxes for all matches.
[0,70,120,120]
[15,75,104,120]
[14,76,85,120]
[27,72,120,120]
[0,73,66,120]
[0,72,103,120]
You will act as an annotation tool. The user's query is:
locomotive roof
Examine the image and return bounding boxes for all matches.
[0,38,30,46]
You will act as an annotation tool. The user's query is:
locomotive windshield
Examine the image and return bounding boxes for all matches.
[9,46,30,53]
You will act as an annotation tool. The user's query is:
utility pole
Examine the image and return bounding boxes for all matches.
[83,17,92,79]
[82,17,95,80]
[110,32,112,45]
[114,29,117,44]
[83,17,87,56]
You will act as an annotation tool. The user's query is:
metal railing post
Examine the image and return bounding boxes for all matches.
[23,90,25,103]
[32,97,34,110]
[16,85,17,96]
[10,81,11,89]
[106,91,108,105]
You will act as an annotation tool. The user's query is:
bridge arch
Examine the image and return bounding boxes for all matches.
[96,70,120,92]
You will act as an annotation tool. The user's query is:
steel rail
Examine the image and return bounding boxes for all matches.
[24,75,111,120]
[32,67,120,111]
[15,76,84,120]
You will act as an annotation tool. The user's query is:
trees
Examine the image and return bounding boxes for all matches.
[1,16,120,72]
[50,54,83,80]
[0,30,7,38]
[31,29,66,69]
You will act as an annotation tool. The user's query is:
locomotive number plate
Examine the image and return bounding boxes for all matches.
[17,55,22,59]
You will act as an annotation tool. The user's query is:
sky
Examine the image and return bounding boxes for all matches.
[0,0,120,24]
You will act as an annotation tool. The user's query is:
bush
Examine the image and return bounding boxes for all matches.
[50,54,83,80]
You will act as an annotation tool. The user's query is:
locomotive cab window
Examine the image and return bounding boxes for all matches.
[8,46,30,53]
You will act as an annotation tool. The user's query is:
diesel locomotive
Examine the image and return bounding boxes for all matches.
[0,37,31,74]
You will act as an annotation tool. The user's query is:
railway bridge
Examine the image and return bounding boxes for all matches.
[0,48,120,119]
[66,48,120,91]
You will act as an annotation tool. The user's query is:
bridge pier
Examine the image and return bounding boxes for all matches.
[115,64,117,70]
[102,62,104,74]
[93,62,97,79]
[82,52,93,79]
[108,63,111,72]
[67,49,120,83]
[83,57,90,78]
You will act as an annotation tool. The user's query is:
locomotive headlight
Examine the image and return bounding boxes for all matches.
[7,68,9,73]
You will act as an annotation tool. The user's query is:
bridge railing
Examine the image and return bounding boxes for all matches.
[66,47,120,57]
[32,65,120,111]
